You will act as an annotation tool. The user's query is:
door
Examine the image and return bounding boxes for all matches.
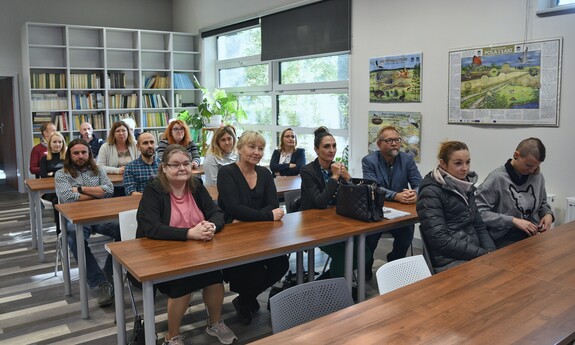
[0,77,19,190]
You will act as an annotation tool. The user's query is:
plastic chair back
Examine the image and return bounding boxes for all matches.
[376,255,431,295]
[269,277,353,334]
[283,190,301,213]
[119,209,138,241]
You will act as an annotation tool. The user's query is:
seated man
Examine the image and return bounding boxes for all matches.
[476,137,554,248]
[79,122,104,158]
[362,126,421,276]
[123,132,159,195]
[55,138,121,307]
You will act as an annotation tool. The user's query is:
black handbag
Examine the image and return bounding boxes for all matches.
[336,178,385,222]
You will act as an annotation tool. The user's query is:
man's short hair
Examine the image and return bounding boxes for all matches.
[516,137,546,162]
[377,126,399,137]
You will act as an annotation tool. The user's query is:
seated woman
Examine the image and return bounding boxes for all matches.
[270,128,306,177]
[299,127,370,279]
[40,131,67,234]
[156,119,200,168]
[217,131,289,325]
[136,144,237,345]
[97,120,138,174]
[416,141,496,273]
[203,126,238,186]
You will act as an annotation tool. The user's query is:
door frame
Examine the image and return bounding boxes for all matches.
[2,74,25,192]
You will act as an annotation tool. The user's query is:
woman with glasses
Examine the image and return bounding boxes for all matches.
[97,120,138,175]
[299,127,370,281]
[217,131,289,325]
[416,141,495,273]
[203,126,238,186]
[270,128,306,177]
[157,119,200,168]
[136,144,237,345]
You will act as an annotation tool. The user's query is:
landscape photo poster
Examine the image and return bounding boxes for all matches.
[369,53,422,103]
[368,111,422,163]
[448,38,562,126]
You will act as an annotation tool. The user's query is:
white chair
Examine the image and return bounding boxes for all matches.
[269,277,354,334]
[376,255,431,295]
[119,209,138,241]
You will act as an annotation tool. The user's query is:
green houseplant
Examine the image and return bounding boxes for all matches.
[193,75,247,127]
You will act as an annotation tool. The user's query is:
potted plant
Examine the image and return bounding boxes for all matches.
[193,75,247,127]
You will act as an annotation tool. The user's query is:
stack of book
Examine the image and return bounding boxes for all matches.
[108,72,127,89]
[173,73,194,89]
[31,93,67,111]
[72,93,104,110]
[109,93,138,109]
[31,73,66,89]
[142,93,169,108]
[143,75,170,89]
[70,73,101,89]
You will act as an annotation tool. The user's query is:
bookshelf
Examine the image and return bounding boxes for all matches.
[22,23,201,145]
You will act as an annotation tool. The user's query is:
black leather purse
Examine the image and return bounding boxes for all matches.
[336,178,385,222]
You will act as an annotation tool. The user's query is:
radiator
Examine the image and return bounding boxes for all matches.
[566,197,575,224]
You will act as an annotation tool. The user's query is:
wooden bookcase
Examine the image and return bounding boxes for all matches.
[22,22,201,145]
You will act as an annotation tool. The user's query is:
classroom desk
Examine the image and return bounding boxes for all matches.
[55,194,142,319]
[205,175,302,200]
[25,174,123,262]
[251,221,575,345]
[106,204,416,345]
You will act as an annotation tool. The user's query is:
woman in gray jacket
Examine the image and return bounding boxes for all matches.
[416,141,495,273]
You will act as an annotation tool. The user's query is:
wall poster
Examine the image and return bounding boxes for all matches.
[448,38,562,126]
[369,53,422,103]
[368,111,421,163]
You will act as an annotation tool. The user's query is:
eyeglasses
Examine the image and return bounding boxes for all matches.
[172,127,185,132]
[165,161,192,170]
[379,138,403,144]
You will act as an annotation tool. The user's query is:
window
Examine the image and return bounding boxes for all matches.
[213,26,349,164]
[537,0,575,16]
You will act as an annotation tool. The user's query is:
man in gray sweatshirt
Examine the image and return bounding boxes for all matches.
[476,137,554,248]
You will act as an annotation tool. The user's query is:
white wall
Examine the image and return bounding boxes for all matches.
[175,0,575,223]
[0,0,173,190]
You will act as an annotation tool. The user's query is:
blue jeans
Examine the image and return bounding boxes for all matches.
[65,221,121,288]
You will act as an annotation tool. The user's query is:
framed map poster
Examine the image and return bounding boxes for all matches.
[369,53,422,103]
[448,38,562,126]
[368,111,421,162]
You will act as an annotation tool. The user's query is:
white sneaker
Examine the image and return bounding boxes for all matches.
[206,320,238,344]
[163,334,184,345]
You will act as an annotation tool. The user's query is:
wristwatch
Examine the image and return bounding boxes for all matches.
[78,186,83,194]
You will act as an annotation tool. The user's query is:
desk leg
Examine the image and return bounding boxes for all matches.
[143,281,156,344]
[61,212,71,296]
[357,233,366,302]
[296,251,304,284]
[36,192,45,262]
[307,249,315,282]
[113,258,126,344]
[28,190,37,250]
[344,237,353,291]
[76,223,89,319]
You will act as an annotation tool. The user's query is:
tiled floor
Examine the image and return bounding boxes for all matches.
[0,184,420,344]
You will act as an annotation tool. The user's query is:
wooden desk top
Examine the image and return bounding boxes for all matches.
[55,195,142,224]
[25,174,124,191]
[106,203,417,283]
[251,221,575,345]
[205,175,302,200]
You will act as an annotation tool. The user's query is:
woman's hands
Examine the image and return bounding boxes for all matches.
[272,208,285,221]
[187,220,217,241]
[330,162,351,182]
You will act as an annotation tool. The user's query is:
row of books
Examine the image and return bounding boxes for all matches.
[31,93,67,111]
[53,112,68,131]
[70,73,102,89]
[109,113,136,125]
[32,112,55,131]
[143,93,169,109]
[73,113,105,130]
[142,112,172,127]
[173,73,194,89]
[109,93,138,109]
[143,75,170,89]
[72,93,104,110]
[108,72,127,89]
[31,73,66,89]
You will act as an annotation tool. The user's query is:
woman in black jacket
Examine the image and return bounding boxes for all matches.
[40,131,66,234]
[416,141,495,273]
[269,128,305,177]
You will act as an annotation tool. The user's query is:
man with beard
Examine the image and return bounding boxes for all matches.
[361,126,422,278]
[79,122,104,158]
[55,138,121,307]
[123,132,159,195]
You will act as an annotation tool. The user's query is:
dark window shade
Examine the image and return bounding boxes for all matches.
[201,18,260,39]
[261,0,351,61]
